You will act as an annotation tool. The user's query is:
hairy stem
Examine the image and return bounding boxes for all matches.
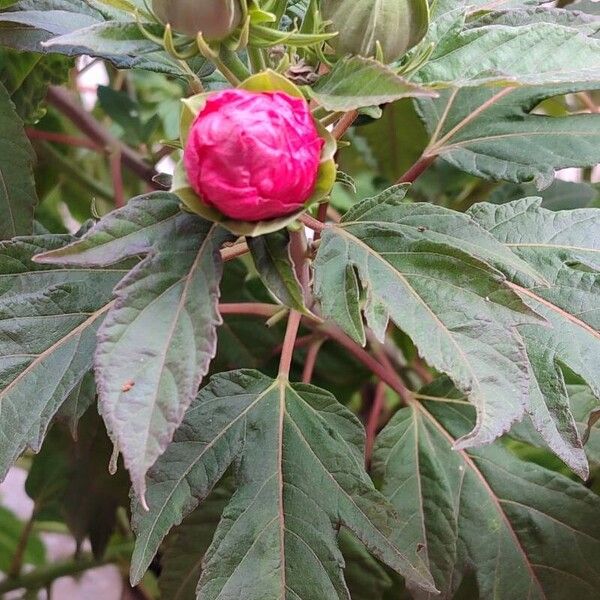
[221,240,250,262]
[332,110,358,140]
[279,229,310,379]
[299,213,326,232]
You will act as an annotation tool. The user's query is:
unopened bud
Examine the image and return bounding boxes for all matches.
[152,0,243,40]
[321,0,429,63]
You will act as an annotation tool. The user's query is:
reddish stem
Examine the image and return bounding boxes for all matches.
[365,382,387,466]
[219,303,279,318]
[221,241,249,262]
[396,154,436,184]
[26,128,101,151]
[300,213,326,232]
[272,333,317,357]
[110,147,125,208]
[279,310,302,379]
[302,337,325,383]
[332,110,358,140]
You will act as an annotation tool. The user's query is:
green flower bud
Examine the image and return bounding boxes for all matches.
[152,0,243,40]
[321,0,429,63]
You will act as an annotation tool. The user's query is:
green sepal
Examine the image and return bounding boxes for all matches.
[175,70,337,237]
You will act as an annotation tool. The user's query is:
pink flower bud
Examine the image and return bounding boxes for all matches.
[183,89,324,222]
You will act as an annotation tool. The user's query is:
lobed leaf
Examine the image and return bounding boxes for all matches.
[314,186,542,449]
[131,370,436,597]
[0,234,126,479]
[373,388,600,599]
[35,193,232,501]
[467,198,600,476]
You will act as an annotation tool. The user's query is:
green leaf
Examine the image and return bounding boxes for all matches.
[35,193,232,501]
[344,99,429,184]
[56,370,96,438]
[159,480,234,600]
[0,235,126,480]
[314,186,542,449]
[0,80,36,239]
[131,370,436,596]
[339,529,394,600]
[0,5,178,74]
[415,20,600,86]
[0,507,45,573]
[310,56,435,112]
[468,6,600,35]
[467,198,600,476]
[0,49,72,123]
[248,230,307,313]
[97,85,159,146]
[415,83,600,188]
[373,391,600,599]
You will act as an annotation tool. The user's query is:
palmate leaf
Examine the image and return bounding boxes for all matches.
[35,193,232,501]
[130,370,436,597]
[373,386,600,600]
[0,80,36,239]
[0,234,127,479]
[415,82,600,188]
[467,198,600,476]
[313,186,543,450]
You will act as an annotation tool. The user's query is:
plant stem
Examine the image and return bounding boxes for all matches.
[301,337,325,383]
[332,110,358,140]
[396,154,436,184]
[279,310,302,379]
[219,303,280,318]
[221,241,250,262]
[299,213,326,232]
[217,46,251,84]
[109,146,125,208]
[247,46,266,72]
[7,513,36,579]
[279,229,310,379]
[26,128,101,151]
[320,324,414,406]
[46,86,159,187]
